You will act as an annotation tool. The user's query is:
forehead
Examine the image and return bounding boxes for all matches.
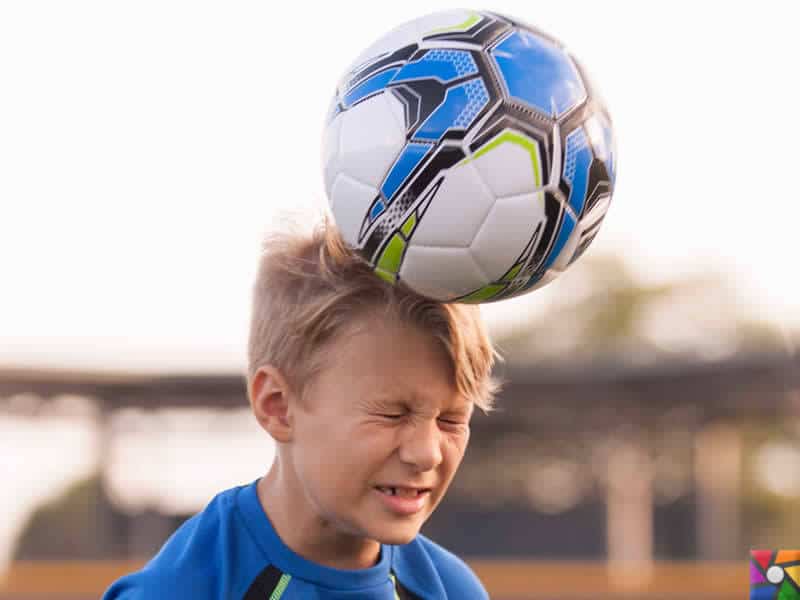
[315,315,469,410]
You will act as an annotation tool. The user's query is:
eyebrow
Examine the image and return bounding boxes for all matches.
[441,402,473,414]
[372,396,473,416]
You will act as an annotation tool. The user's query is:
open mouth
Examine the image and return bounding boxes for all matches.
[375,486,430,498]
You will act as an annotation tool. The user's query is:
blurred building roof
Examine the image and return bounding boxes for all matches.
[0,353,796,429]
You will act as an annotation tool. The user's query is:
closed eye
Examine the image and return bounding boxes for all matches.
[377,414,467,428]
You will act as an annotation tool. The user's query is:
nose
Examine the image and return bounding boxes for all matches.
[398,417,443,472]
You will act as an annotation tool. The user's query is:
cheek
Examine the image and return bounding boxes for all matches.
[295,423,351,479]
[445,424,470,452]
[347,426,399,470]
[441,432,470,475]
[302,425,389,489]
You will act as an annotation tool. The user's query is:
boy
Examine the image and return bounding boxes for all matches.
[103,219,498,599]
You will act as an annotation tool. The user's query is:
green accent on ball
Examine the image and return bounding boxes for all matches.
[427,12,481,35]
[377,233,406,274]
[459,283,507,303]
[502,262,524,282]
[400,212,417,237]
[469,130,543,187]
[375,268,396,284]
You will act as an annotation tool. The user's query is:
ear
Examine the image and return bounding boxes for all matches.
[249,365,296,444]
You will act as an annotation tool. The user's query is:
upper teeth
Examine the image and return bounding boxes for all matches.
[379,486,422,498]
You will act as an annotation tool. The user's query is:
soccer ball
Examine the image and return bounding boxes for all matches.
[322,9,616,302]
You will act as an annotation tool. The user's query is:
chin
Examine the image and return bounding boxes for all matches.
[369,522,422,546]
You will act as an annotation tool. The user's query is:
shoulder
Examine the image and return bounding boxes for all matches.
[101,570,207,600]
[102,485,252,600]
[411,534,489,599]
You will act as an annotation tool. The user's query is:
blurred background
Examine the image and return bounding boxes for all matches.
[1,1,798,599]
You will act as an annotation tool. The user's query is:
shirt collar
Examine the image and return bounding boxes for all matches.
[235,478,393,590]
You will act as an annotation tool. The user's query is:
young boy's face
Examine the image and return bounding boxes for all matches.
[288,314,473,546]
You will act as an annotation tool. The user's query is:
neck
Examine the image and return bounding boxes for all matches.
[257,461,381,570]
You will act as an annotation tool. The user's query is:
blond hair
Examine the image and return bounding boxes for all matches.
[246,217,499,412]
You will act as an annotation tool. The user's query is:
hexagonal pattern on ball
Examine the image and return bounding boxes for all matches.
[491,29,587,118]
[400,245,488,301]
[322,9,617,303]
[470,191,547,281]
[408,160,495,248]
[338,93,407,189]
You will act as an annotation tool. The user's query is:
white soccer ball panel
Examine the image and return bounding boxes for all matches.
[410,161,495,248]
[385,91,408,134]
[330,173,377,247]
[469,191,547,281]
[321,113,343,198]
[342,23,418,88]
[471,136,544,198]
[400,245,489,300]
[338,93,407,189]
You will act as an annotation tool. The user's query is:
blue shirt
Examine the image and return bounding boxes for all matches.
[102,479,489,599]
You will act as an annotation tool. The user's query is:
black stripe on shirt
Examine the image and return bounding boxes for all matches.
[243,564,284,600]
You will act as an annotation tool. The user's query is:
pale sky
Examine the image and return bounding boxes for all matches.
[1,1,798,373]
